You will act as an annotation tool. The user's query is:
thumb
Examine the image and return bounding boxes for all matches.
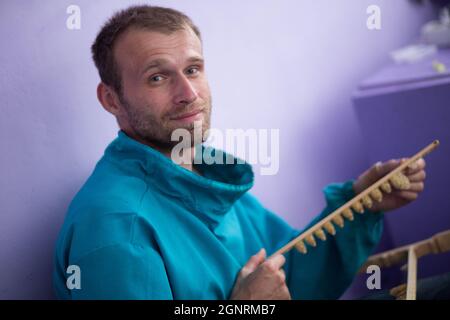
[375,159,403,177]
[240,248,266,277]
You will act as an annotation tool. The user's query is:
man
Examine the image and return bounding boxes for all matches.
[53,5,426,299]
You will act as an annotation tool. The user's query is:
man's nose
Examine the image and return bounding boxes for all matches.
[173,75,198,105]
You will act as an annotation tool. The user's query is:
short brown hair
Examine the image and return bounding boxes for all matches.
[91,5,202,95]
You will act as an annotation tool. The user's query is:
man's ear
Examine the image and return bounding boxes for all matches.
[97,82,122,116]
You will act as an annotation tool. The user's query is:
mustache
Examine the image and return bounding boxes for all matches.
[166,104,207,119]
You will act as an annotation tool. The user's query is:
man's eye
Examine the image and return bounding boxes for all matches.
[186,67,199,75]
[150,75,164,82]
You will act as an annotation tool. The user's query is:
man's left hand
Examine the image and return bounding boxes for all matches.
[352,158,426,212]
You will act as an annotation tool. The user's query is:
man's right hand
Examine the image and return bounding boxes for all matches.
[230,248,291,300]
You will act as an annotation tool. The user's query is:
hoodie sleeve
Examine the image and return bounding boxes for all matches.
[69,242,173,300]
[56,212,174,300]
[260,180,384,299]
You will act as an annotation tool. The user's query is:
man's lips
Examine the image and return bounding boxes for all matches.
[169,108,204,121]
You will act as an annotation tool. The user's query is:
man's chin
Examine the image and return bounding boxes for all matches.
[169,128,208,147]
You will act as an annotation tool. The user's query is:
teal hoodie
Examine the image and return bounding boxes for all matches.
[53,130,383,299]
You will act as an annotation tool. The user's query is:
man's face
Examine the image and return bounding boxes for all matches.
[113,26,212,148]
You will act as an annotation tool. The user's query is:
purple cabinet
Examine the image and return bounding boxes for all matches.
[352,49,450,279]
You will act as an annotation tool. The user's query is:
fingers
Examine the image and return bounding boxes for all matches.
[263,254,287,289]
[407,170,426,182]
[406,182,424,192]
[278,268,286,284]
[355,159,410,195]
[273,283,292,300]
[241,248,266,277]
[406,158,426,175]
[393,190,418,201]
[248,248,266,268]
[265,253,286,271]
[374,158,426,183]
[233,251,289,300]
[272,268,290,300]
[374,159,402,177]
[393,181,424,200]
[376,158,425,175]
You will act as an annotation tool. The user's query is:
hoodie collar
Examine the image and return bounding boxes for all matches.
[104,130,254,227]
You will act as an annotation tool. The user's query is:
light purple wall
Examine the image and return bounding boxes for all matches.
[0,0,437,299]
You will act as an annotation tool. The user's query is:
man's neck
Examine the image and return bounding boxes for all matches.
[123,129,201,175]
[158,146,202,175]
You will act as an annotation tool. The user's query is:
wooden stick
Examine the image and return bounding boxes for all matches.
[406,247,417,300]
[270,140,440,258]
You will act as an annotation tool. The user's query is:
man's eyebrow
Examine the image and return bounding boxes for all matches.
[141,58,169,75]
[186,56,204,64]
[141,56,204,75]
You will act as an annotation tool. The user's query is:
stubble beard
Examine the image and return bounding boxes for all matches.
[120,94,212,150]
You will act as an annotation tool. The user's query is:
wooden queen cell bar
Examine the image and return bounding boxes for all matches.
[270,140,440,258]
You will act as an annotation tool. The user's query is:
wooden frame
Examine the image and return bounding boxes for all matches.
[360,229,450,300]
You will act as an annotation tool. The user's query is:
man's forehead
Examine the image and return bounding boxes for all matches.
[114,27,202,70]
